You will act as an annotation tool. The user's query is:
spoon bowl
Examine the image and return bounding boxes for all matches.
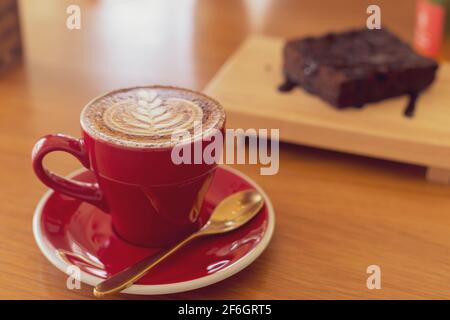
[200,190,264,235]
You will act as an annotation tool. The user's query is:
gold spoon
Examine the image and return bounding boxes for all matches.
[93,190,264,297]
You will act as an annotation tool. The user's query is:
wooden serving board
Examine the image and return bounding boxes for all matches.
[204,35,450,183]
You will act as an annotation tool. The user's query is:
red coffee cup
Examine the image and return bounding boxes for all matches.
[32,86,225,248]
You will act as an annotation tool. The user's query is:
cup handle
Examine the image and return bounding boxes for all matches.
[32,134,108,212]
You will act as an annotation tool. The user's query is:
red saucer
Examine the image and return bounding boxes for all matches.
[33,166,275,295]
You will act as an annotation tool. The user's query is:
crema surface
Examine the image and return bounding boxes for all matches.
[81,86,225,148]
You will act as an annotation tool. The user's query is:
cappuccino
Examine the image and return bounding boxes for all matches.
[81,86,225,148]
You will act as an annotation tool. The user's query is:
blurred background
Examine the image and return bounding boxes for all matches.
[3,0,447,179]
[0,0,428,173]
[12,0,422,89]
[5,0,423,87]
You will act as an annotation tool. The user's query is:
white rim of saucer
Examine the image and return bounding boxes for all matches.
[32,165,275,295]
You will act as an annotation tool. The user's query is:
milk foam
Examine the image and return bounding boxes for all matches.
[81,86,225,148]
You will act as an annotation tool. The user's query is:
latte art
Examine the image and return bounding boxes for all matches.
[103,92,204,137]
[81,86,225,148]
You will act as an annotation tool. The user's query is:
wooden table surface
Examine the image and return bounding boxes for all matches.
[2,0,450,299]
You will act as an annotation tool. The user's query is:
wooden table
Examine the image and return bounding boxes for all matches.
[1,0,450,299]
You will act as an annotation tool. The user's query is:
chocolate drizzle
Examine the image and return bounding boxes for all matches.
[403,92,419,118]
[278,79,297,92]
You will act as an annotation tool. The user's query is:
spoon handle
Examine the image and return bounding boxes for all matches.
[93,233,198,297]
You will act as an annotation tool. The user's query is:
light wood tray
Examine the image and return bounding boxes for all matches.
[204,35,450,183]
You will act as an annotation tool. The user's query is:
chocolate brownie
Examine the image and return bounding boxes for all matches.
[280,28,439,117]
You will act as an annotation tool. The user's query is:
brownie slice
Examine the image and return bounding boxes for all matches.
[281,28,438,115]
